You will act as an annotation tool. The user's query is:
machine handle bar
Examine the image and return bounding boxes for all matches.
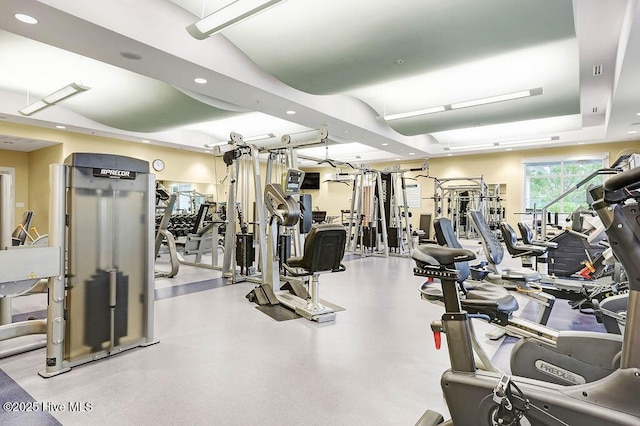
[604,166,640,192]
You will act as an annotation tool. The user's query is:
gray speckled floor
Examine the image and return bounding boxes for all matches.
[0,244,583,425]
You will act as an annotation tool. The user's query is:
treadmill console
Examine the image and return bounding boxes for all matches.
[283,169,305,195]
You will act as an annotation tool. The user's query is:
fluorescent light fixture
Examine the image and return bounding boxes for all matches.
[627,130,638,134]
[383,105,446,121]
[142,140,150,143]
[15,14,38,24]
[42,83,89,104]
[19,100,49,116]
[55,125,66,129]
[286,110,296,115]
[244,133,275,142]
[447,143,495,151]
[409,152,415,155]
[451,88,542,110]
[381,143,389,146]
[19,83,90,116]
[187,0,287,39]
[382,88,542,122]
[496,136,558,146]
[194,78,207,84]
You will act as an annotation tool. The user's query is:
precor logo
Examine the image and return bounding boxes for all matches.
[534,360,586,385]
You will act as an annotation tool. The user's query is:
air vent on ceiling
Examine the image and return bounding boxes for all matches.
[593,64,603,76]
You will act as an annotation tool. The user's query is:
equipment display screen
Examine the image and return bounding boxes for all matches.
[284,170,304,194]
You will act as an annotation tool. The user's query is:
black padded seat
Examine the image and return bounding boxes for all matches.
[419,281,519,314]
[500,222,547,258]
[412,244,476,267]
[501,269,542,282]
[465,282,519,313]
[286,224,346,274]
[517,222,558,249]
[11,210,34,246]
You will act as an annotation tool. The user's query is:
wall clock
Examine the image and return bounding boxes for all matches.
[152,159,165,172]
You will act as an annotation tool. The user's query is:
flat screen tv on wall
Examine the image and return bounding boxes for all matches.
[300,172,320,190]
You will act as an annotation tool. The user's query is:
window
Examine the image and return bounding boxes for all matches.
[170,183,193,213]
[523,156,607,213]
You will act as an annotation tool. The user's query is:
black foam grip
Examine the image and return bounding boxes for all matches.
[604,167,640,192]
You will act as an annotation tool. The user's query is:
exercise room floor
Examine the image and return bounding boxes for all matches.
[0,242,604,425]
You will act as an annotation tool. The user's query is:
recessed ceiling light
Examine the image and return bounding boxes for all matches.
[577,142,585,145]
[15,14,38,24]
[395,158,401,161]
[381,143,389,146]
[409,152,415,155]
[627,130,638,134]
[505,148,513,151]
[194,78,207,84]
[447,154,452,157]
[55,125,66,129]
[142,139,150,143]
[286,110,296,115]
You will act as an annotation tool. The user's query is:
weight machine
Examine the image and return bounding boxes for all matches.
[154,183,179,278]
[433,176,491,239]
[347,166,389,257]
[0,153,157,377]
[220,128,328,284]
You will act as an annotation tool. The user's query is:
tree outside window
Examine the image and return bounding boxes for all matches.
[524,158,605,214]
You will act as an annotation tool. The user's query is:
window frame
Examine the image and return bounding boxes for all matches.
[521,153,609,213]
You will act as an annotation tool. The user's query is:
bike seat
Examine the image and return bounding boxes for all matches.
[419,281,519,315]
[412,244,476,266]
[466,282,519,313]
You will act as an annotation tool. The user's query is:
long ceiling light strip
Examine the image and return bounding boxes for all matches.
[447,143,496,151]
[187,0,287,39]
[19,83,90,116]
[446,135,559,151]
[383,106,446,121]
[450,90,533,109]
[383,87,543,121]
[496,136,558,146]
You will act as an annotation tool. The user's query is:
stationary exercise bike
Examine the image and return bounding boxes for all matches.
[415,166,640,425]
[416,217,622,386]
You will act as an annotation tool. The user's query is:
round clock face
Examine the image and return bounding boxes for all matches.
[153,159,165,171]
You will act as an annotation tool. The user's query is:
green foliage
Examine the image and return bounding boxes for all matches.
[525,159,603,213]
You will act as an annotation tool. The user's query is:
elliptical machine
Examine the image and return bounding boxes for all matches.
[415,165,640,425]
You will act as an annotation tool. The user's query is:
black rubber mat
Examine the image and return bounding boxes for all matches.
[256,305,301,321]
[256,299,345,321]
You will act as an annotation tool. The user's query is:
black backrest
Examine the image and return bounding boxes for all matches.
[468,210,504,266]
[301,224,347,273]
[518,222,534,244]
[11,210,34,246]
[500,222,521,256]
[433,217,470,282]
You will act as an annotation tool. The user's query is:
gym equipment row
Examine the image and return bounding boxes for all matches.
[432,176,504,240]
[414,164,640,425]
[0,153,157,376]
